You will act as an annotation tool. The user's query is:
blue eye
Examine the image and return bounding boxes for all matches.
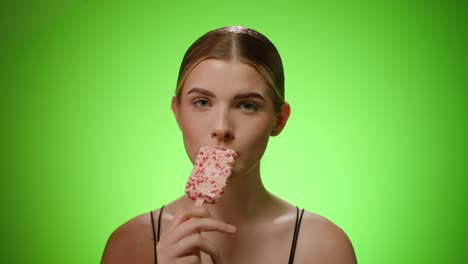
[239,102,258,112]
[193,99,209,108]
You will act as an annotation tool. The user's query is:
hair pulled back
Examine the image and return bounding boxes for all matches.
[175,26,285,111]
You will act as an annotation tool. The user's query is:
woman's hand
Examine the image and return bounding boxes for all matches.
[156,206,237,264]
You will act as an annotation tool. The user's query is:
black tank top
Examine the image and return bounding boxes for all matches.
[150,206,305,264]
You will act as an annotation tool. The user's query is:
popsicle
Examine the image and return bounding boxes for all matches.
[185,146,237,205]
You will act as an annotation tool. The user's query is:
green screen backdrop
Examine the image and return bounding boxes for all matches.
[2,0,466,263]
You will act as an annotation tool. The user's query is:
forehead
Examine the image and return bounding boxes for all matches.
[182,59,270,96]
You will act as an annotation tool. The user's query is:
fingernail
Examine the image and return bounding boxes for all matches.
[227,224,237,232]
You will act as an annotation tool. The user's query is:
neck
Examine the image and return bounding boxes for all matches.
[179,163,274,225]
[211,164,272,224]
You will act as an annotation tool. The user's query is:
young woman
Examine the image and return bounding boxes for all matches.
[101,26,357,264]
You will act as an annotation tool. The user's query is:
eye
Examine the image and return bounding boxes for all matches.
[192,98,210,108]
[239,101,258,112]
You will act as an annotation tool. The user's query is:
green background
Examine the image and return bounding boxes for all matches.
[2,0,466,263]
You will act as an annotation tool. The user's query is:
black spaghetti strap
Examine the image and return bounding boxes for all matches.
[288,207,299,264]
[150,206,165,264]
[157,206,165,242]
[288,207,305,264]
[150,211,157,264]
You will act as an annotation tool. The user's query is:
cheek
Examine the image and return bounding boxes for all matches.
[240,114,274,141]
[236,117,274,157]
[241,125,270,146]
[179,114,206,164]
[180,111,213,138]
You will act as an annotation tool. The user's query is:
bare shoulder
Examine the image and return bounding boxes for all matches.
[294,210,357,264]
[101,210,159,264]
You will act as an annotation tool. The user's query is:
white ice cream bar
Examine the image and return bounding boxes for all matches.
[185,146,237,204]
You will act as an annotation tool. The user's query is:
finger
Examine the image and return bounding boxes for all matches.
[174,255,201,264]
[167,217,236,244]
[165,206,212,233]
[174,233,221,264]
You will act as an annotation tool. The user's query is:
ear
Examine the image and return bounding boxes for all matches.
[271,103,291,136]
[171,96,182,130]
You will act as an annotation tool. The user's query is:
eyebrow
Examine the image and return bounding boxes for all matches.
[187,87,266,102]
[234,92,266,102]
[187,87,215,97]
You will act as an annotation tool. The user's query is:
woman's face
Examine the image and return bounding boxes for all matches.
[172,59,289,178]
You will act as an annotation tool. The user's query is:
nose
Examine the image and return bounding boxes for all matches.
[211,110,234,142]
[212,128,234,141]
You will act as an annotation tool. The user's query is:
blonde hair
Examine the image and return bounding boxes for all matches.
[175,26,285,111]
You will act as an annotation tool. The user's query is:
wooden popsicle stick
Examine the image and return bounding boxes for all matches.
[195,197,205,206]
